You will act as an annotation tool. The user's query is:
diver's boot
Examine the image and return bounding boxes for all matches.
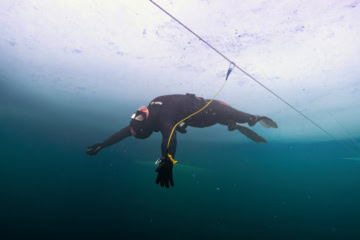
[248,115,259,127]
[227,121,237,131]
[248,115,278,128]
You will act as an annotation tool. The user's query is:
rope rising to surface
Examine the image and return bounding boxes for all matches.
[149,0,358,156]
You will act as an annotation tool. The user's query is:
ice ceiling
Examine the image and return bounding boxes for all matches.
[1,0,360,141]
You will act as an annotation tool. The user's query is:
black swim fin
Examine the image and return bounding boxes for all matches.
[249,116,278,128]
[258,116,278,128]
[230,124,267,143]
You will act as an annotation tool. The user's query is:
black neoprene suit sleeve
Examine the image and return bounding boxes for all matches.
[101,126,132,148]
[160,123,177,158]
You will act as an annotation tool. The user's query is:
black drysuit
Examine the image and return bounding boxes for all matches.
[87,93,275,188]
[99,93,257,159]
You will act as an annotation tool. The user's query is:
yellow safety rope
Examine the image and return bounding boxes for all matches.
[166,63,234,164]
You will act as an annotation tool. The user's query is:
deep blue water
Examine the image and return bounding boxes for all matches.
[1,92,360,240]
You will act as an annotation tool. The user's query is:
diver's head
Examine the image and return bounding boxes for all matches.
[130,106,153,139]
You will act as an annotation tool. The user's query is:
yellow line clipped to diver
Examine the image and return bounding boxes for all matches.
[167,79,228,164]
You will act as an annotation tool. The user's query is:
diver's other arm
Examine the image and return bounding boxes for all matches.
[155,124,177,188]
[160,125,177,158]
[86,126,132,155]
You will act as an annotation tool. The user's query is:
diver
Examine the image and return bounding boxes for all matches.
[86,93,278,188]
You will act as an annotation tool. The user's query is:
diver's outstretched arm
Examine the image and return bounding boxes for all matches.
[86,126,132,155]
[101,126,132,148]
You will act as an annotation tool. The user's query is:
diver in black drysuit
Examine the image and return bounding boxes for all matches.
[86,93,278,188]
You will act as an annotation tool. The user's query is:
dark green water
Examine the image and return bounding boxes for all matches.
[1,93,360,240]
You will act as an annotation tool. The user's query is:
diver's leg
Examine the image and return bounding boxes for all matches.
[214,101,278,128]
[214,102,257,126]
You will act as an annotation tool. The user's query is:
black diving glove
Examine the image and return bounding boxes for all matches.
[155,156,174,188]
[86,143,103,156]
